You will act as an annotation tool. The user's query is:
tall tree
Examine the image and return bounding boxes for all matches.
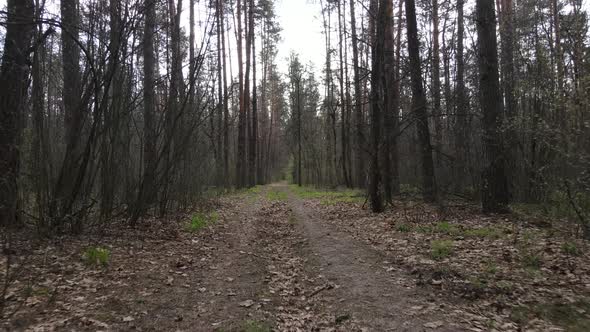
[349,0,364,188]
[454,0,467,191]
[338,0,351,187]
[476,0,510,213]
[248,0,258,187]
[0,0,35,227]
[131,0,157,223]
[383,0,400,202]
[369,0,388,213]
[51,0,85,222]
[406,0,436,202]
[431,0,442,166]
[236,0,247,188]
[220,0,230,188]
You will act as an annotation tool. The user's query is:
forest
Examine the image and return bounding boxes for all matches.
[1,0,590,330]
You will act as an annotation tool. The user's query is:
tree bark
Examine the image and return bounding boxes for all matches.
[236,0,247,188]
[349,0,365,189]
[0,0,35,227]
[406,0,436,202]
[369,0,387,213]
[476,0,510,213]
[383,0,400,202]
[431,0,442,166]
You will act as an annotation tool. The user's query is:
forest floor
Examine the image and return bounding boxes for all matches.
[2,183,590,331]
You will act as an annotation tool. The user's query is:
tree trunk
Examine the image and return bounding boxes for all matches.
[248,0,257,187]
[236,0,246,188]
[383,0,400,203]
[431,0,442,167]
[220,0,229,188]
[369,0,387,213]
[52,0,84,223]
[349,0,365,188]
[131,0,157,223]
[476,0,510,213]
[338,1,351,188]
[406,0,436,202]
[454,0,467,192]
[0,0,35,227]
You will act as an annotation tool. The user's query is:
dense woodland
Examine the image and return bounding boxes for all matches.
[3,0,590,330]
[1,0,589,232]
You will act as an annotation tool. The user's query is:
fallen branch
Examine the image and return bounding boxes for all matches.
[308,283,334,298]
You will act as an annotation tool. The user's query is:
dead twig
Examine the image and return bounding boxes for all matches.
[308,283,334,298]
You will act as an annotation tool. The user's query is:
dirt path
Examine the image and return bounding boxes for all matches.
[270,183,459,331]
[3,185,462,331]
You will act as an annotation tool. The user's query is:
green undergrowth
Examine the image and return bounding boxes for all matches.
[187,211,219,232]
[242,320,271,332]
[83,247,111,267]
[512,190,590,225]
[511,301,590,331]
[290,185,364,205]
[397,221,506,240]
[266,189,288,201]
[431,240,454,260]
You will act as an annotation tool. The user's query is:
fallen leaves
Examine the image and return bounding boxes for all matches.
[238,299,255,308]
[306,197,590,331]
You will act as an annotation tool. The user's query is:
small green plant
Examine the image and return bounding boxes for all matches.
[431,240,454,260]
[187,211,218,232]
[562,241,581,256]
[496,280,514,293]
[416,225,433,234]
[396,223,412,232]
[522,252,542,270]
[243,320,271,332]
[468,276,488,290]
[83,247,110,267]
[436,221,461,235]
[484,260,498,275]
[510,301,590,331]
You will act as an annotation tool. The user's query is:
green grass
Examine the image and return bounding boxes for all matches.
[187,211,219,232]
[267,189,288,201]
[83,247,110,267]
[431,240,454,260]
[562,241,581,256]
[248,185,263,194]
[521,252,543,270]
[290,185,363,205]
[511,301,590,331]
[435,221,461,235]
[512,190,590,224]
[243,320,271,332]
[396,223,412,232]
[483,260,498,275]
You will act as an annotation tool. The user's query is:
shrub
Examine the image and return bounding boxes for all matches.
[431,240,454,260]
[83,247,110,267]
[436,221,460,235]
[396,223,412,232]
[562,241,580,256]
[243,320,271,332]
[522,252,542,270]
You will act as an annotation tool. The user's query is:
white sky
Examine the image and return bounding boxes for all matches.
[2,0,589,82]
[275,0,325,75]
